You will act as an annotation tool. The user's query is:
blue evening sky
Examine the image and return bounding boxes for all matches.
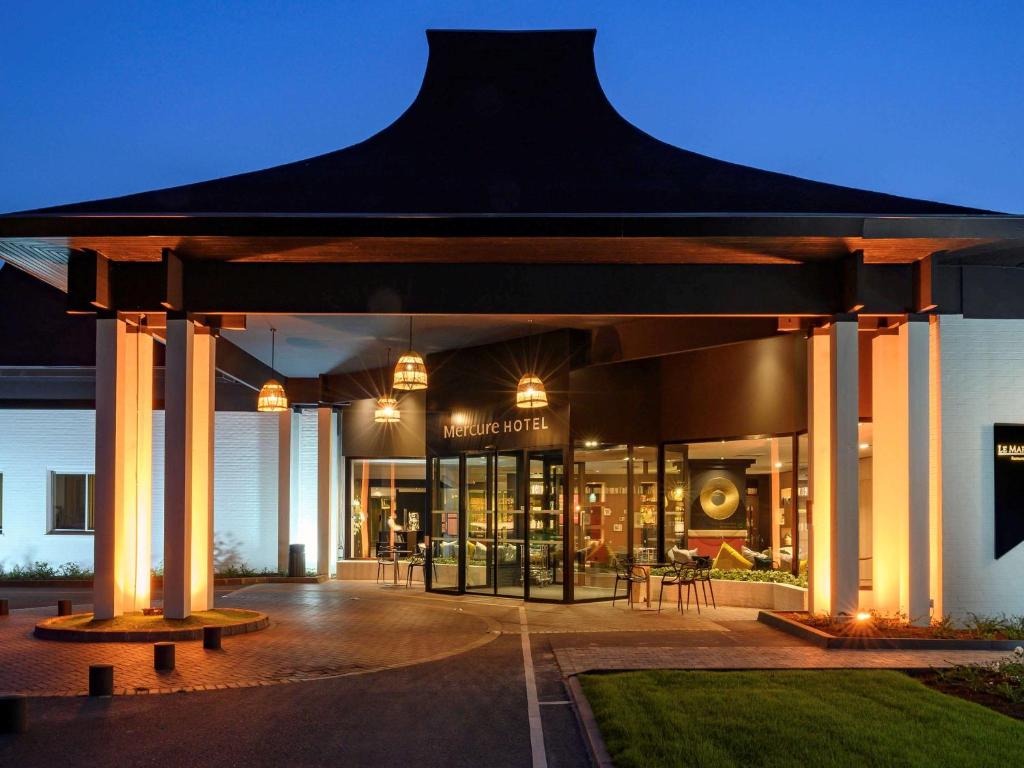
[2,1,1021,213]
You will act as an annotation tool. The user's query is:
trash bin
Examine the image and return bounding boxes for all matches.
[288,543,306,577]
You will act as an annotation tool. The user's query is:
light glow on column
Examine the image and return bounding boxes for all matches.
[808,329,832,614]
[190,331,215,612]
[928,316,943,619]
[870,330,908,616]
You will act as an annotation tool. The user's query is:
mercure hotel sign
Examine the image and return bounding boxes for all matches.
[428,406,566,453]
[443,415,550,440]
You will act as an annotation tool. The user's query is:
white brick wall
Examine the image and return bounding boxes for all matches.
[0,409,284,574]
[941,316,1024,618]
[293,407,322,571]
[0,410,96,570]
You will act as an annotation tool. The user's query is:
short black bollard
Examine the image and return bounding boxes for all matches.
[154,642,175,671]
[0,598,9,616]
[57,599,73,616]
[88,664,114,697]
[202,625,222,650]
[0,694,28,734]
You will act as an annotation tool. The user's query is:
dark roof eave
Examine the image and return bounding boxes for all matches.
[2,212,1024,240]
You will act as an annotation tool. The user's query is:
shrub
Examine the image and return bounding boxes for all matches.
[0,561,93,580]
[215,564,279,578]
[650,566,806,588]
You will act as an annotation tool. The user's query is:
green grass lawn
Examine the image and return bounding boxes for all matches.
[579,670,1024,768]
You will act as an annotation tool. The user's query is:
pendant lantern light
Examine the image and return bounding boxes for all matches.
[257,327,289,413]
[393,317,428,391]
[516,320,548,409]
[516,373,548,409]
[375,348,401,423]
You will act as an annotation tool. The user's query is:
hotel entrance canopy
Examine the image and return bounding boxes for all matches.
[1,29,1023,317]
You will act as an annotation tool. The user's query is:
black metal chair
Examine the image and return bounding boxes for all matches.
[376,545,396,584]
[406,548,425,587]
[693,555,717,609]
[658,561,690,613]
[611,556,646,609]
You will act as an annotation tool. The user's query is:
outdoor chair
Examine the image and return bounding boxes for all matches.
[658,561,698,613]
[376,545,396,584]
[611,556,646,609]
[406,549,425,587]
[693,555,717,609]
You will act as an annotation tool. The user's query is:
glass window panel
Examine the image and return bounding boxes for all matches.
[52,473,88,531]
[858,422,873,589]
[664,444,688,559]
[431,457,460,590]
[675,437,798,573]
[349,459,425,559]
[632,446,658,563]
[573,444,628,600]
[797,433,809,571]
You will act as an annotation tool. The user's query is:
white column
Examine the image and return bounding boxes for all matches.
[906,318,931,624]
[94,318,154,619]
[807,329,832,614]
[126,326,154,613]
[316,406,338,576]
[871,329,907,615]
[163,318,216,619]
[830,318,860,618]
[928,317,944,619]
[277,409,293,573]
[869,318,932,624]
[190,330,216,612]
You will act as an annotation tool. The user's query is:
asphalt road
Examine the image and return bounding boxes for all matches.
[0,632,589,768]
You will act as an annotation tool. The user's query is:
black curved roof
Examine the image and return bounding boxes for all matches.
[34,29,987,216]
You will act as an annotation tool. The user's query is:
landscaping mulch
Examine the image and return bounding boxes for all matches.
[780,611,1024,641]
[912,670,1024,721]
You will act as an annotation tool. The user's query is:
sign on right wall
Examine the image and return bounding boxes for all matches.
[994,423,1024,558]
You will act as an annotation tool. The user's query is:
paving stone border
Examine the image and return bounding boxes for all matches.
[758,610,1024,650]
[565,676,614,768]
[33,611,269,643]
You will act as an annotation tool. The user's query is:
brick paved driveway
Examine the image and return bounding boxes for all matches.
[0,582,501,696]
[1,581,1011,698]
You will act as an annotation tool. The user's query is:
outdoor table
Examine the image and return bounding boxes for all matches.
[385,549,410,586]
[629,562,668,608]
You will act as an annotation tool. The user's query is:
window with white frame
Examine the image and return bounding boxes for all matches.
[50,473,95,532]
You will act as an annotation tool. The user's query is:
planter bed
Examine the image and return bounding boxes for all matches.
[34,608,269,642]
[760,610,1024,650]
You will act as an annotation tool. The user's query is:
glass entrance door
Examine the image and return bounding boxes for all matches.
[528,450,565,600]
[456,450,526,597]
[466,453,495,593]
[495,451,525,597]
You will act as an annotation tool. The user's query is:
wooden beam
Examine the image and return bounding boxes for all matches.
[842,250,865,312]
[913,253,937,312]
[64,256,940,316]
[161,248,183,311]
[66,248,112,310]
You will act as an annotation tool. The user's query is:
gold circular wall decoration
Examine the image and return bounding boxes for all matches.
[699,476,740,521]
